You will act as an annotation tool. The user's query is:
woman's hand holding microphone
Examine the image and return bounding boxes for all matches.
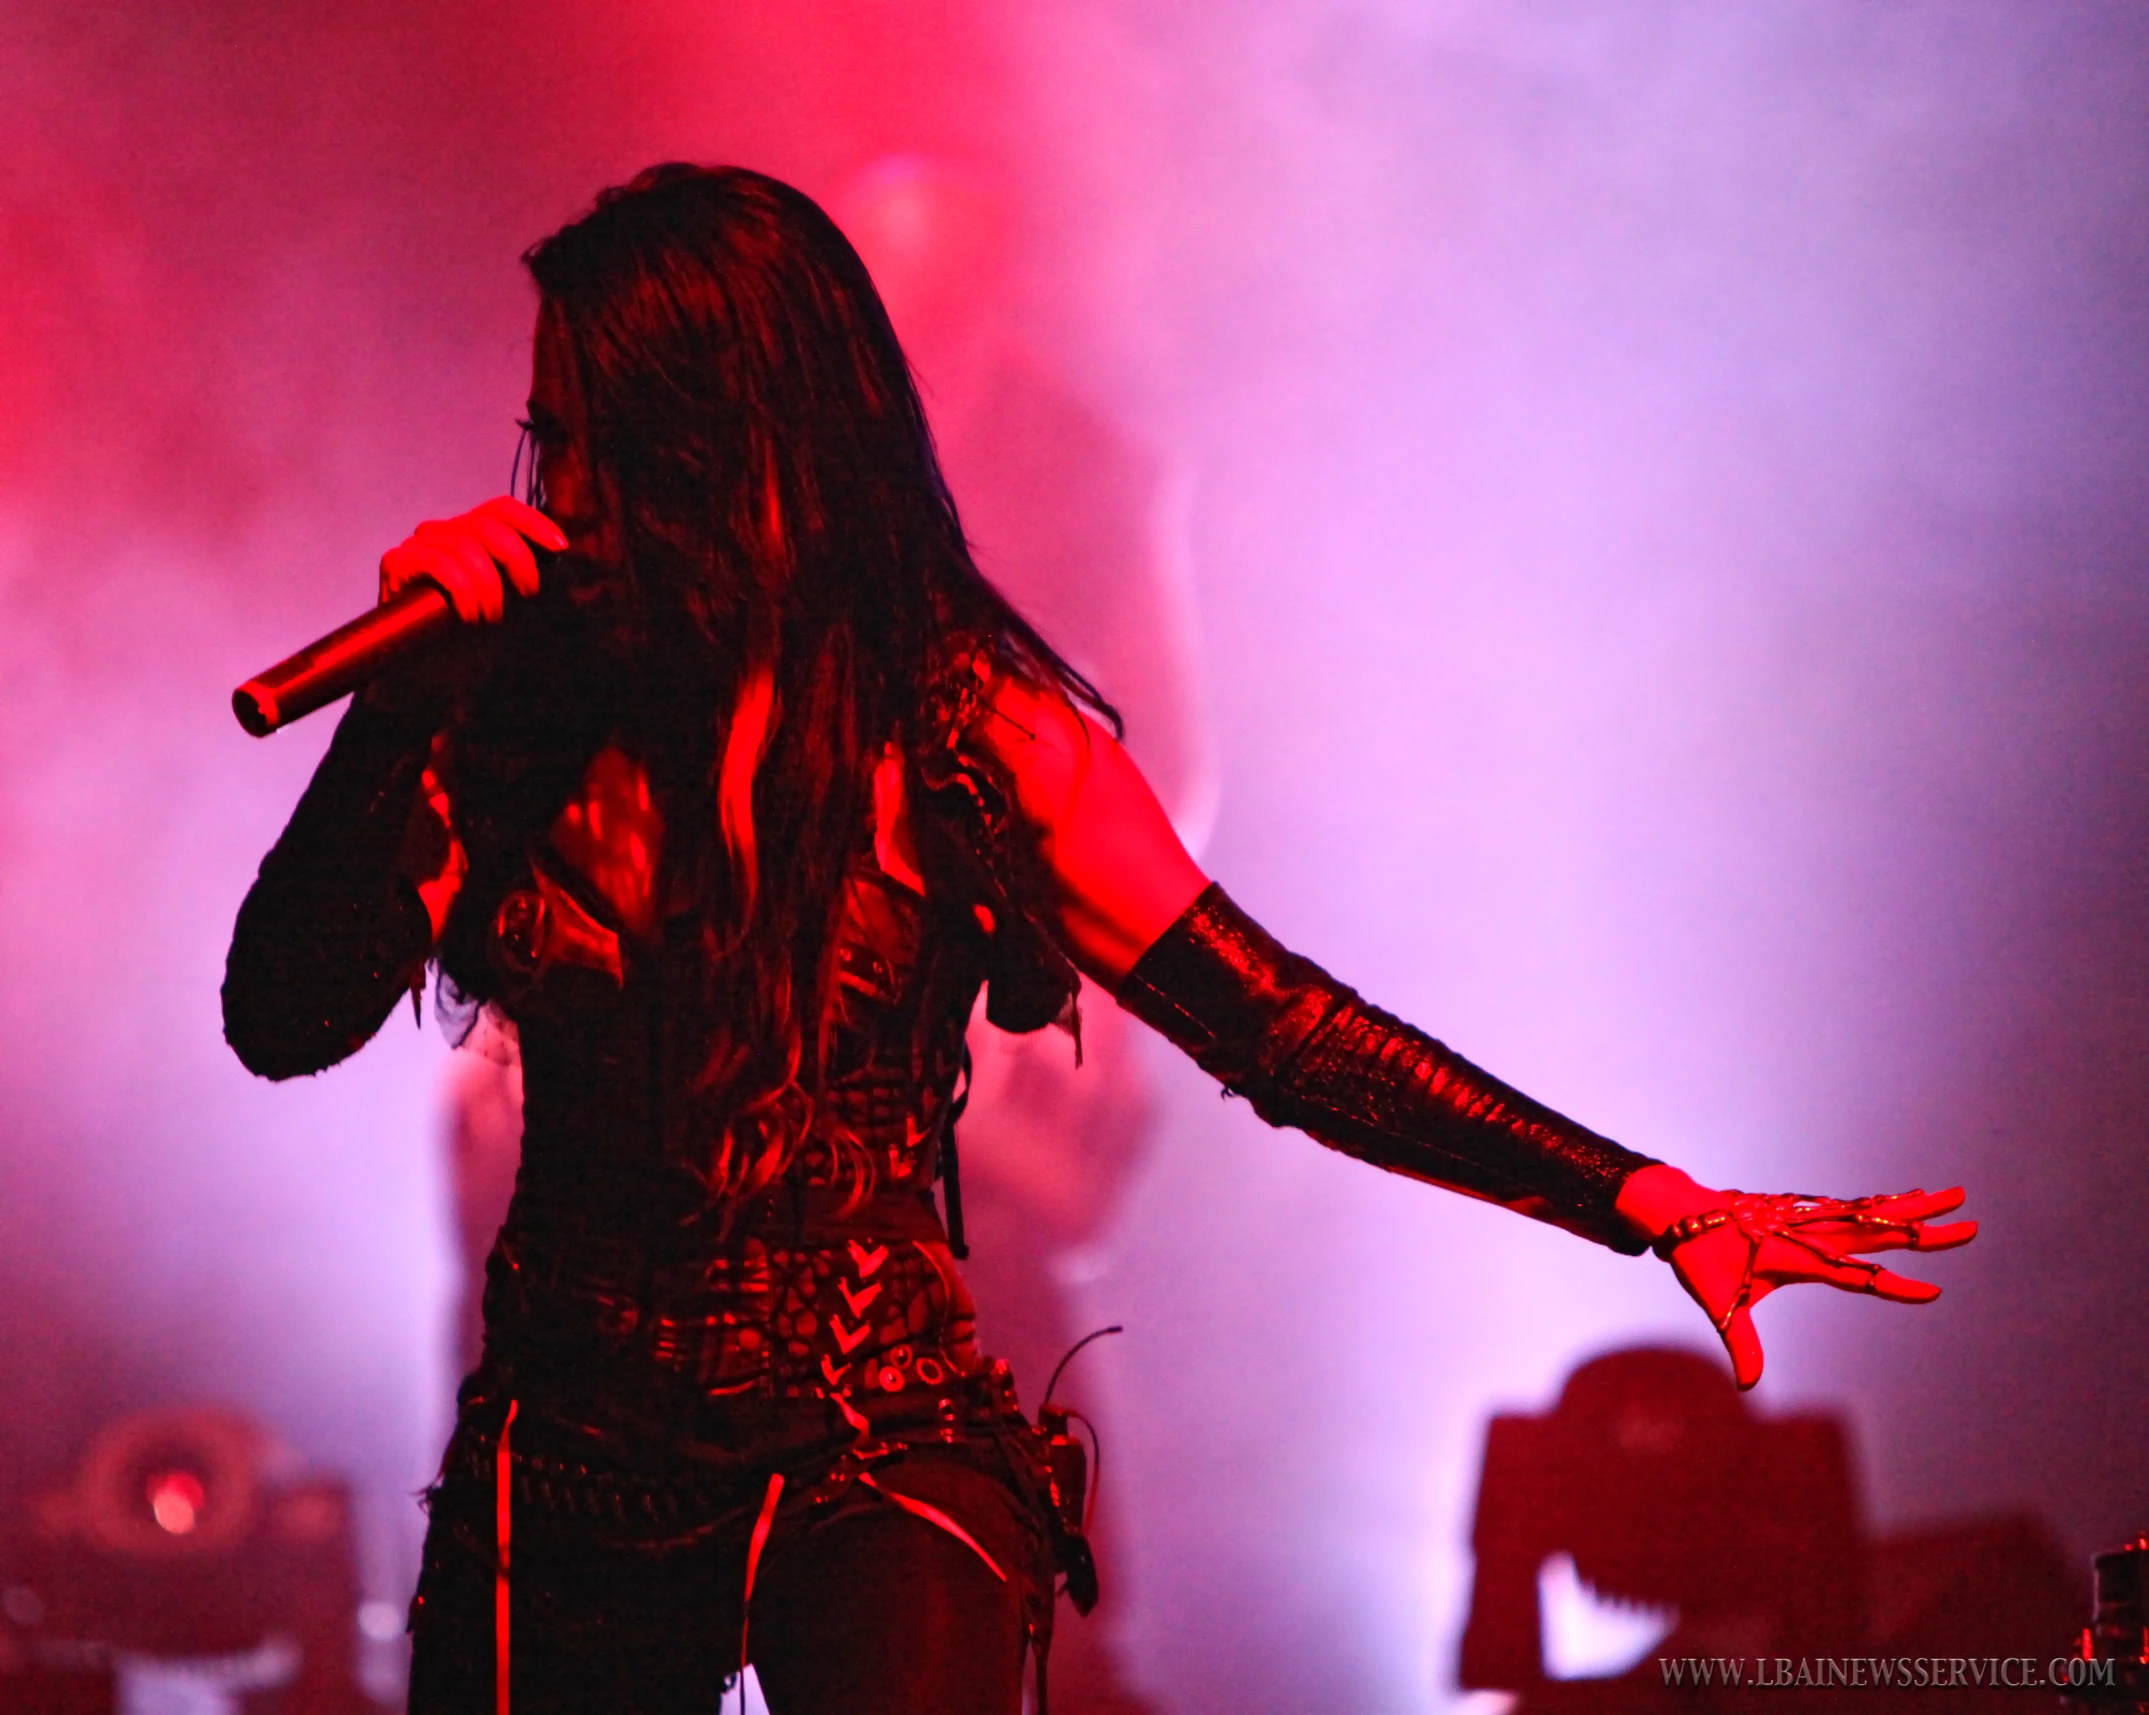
[378,496,567,621]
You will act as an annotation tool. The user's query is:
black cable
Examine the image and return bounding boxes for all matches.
[1041,1323,1122,1409]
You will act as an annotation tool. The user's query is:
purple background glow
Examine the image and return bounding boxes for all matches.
[1,3,2143,1709]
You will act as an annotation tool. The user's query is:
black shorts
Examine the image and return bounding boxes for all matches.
[407,1384,1056,1715]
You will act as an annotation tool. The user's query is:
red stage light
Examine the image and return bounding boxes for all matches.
[146,1471,206,1537]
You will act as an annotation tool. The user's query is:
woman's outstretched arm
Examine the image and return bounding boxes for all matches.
[978,674,1974,1387]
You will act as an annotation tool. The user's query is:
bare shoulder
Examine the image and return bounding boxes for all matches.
[971,668,1103,833]
[965,663,1210,982]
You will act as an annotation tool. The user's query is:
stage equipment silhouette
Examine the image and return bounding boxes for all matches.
[1460,1346,2080,1713]
[0,1406,366,1713]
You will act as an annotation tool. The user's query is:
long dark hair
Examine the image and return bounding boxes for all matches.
[497,162,1108,1203]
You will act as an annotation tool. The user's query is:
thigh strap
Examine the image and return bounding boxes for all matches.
[856,1471,1008,1583]
[495,1399,517,1715]
[738,1471,786,1675]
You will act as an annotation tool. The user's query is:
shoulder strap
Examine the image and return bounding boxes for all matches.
[905,636,1081,1037]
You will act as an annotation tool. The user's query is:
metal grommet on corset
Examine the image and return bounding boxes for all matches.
[491,889,547,979]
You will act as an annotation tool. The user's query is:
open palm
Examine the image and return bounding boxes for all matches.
[1660,1187,1977,1389]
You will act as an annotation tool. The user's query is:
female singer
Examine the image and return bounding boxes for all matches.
[223,163,1973,1715]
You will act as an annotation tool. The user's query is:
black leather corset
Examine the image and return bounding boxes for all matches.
[475,832,995,1409]
[491,837,982,1193]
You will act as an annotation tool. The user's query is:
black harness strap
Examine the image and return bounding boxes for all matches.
[939,1044,972,1258]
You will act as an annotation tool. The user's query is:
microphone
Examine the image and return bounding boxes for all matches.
[232,582,454,737]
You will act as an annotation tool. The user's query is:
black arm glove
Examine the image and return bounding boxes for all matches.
[1115,884,1658,1253]
[222,698,440,1080]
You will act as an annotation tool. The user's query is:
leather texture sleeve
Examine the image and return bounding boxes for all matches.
[222,698,440,1080]
[1115,883,1659,1253]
